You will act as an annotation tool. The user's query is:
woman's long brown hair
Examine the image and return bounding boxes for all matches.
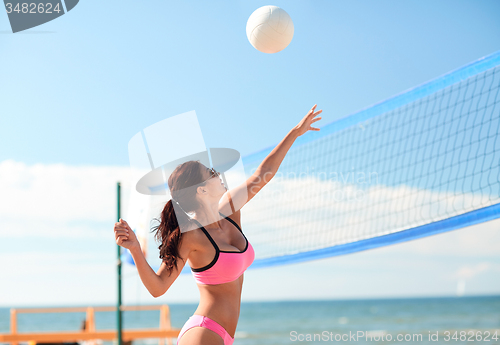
[150,160,207,276]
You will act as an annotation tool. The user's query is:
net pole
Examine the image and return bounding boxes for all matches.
[116,182,123,345]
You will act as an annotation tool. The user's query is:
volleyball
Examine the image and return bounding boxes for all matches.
[246,5,294,54]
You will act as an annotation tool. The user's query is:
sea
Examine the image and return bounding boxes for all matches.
[1,296,499,345]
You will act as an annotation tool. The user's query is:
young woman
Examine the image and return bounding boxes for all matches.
[114,104,322,345]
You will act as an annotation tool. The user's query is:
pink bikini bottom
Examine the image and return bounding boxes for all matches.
[177,314,234,345]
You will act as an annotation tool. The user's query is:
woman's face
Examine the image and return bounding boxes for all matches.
[200,165,227,197]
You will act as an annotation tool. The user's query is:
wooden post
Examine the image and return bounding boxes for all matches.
[159,305,173,345]
[0,305,181,345]
[86,307,96,345]
[10,309,17,345]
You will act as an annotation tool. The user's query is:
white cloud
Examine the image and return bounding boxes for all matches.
[0,217,112,239]
[382,218,500,257]
[0,251,116,306]
[453,262,500,279]
[0,159,139,238]
[0,159,133,222]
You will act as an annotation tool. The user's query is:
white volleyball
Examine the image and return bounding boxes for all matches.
[246,5,294,54]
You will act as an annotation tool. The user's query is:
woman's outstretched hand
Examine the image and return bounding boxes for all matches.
[114,218,140,250]
[295,104,322,137]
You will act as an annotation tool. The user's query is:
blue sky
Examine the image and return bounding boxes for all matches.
[0,1,499,306]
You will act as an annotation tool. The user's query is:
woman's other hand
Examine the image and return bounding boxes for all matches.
[114,218,140,250]
[295,104,322,136]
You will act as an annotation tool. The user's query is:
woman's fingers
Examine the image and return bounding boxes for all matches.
[114,227,130,245]
[309,109,322,118]
[114,228,129,234]
[308,105,316,115]
[114,218,136,248]
[119,218,130,227]
[116,233,132,241]
[115,224,131,231]
[116,219,132,230]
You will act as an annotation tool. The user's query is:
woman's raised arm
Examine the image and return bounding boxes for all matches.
[219,104,323,214]
[260,104,322,175]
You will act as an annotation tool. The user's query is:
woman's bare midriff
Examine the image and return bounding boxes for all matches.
[185,215,246,338]
[192,274,244,338]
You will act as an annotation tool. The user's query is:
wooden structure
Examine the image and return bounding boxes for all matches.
[0,305,181,345]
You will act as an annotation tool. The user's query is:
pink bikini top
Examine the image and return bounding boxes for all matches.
[190,213,255,285]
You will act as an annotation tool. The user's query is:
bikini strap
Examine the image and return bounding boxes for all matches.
[219,212,243,233]
[191,218,220,251]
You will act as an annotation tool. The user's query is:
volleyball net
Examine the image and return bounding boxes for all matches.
[122,50,500,273]
[243,50,500,269]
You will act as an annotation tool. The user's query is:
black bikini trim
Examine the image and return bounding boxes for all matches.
[220,212,243,233]
[190,214,248,272]
[191,218,220,272]
[219,234,248,253]
[218,212,248,253]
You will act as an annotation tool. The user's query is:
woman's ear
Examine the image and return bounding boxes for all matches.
[197,185,207,195]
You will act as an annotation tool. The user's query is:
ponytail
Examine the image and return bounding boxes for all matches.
[151,199,192,276]
[150,160,207,276]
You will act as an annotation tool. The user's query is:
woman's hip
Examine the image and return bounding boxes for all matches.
[177,314,235,345]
